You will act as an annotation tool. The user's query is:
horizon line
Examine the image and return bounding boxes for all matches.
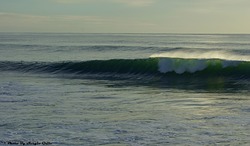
[1,32,250,35]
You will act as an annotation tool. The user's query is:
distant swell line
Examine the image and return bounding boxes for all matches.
[0,58,250,78]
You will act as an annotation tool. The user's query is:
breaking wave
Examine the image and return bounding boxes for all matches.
[0,58,250,78]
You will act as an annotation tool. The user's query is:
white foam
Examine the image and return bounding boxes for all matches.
[158,58,207,74]
[151,49,250,74]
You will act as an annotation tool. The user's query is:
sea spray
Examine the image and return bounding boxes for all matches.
[150,49,250,62]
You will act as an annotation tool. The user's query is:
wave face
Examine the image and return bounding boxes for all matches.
[0,58,250,79]
[0,59,158,75]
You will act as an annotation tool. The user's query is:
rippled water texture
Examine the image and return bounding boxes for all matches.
[0,72,249,145]
[0,33,250,145]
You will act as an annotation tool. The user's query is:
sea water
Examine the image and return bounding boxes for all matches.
[0,33,249,145]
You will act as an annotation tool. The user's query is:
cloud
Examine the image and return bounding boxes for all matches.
[53,0,88,4]
[0,13,106,23]
[54,0,155,7]
[114,0,154,6]
[0,13,111,32]
[0,13,156,32]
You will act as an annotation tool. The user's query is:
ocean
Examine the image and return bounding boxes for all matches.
[0,33,249,145]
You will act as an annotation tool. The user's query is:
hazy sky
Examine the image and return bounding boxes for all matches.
[0,0,250,33]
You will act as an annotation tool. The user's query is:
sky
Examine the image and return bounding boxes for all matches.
[0,0,250,33]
